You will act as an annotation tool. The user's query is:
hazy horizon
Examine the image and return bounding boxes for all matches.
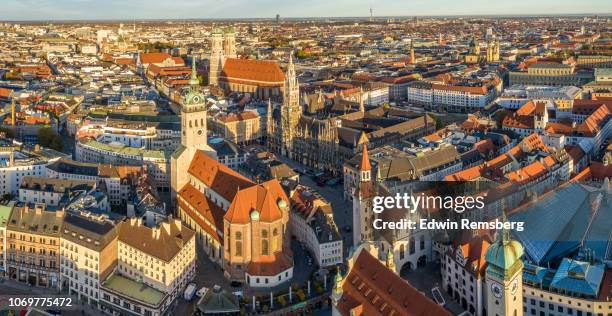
[2,0,611,21]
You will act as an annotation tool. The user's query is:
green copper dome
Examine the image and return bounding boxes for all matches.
[250,209,260,221]
[485,239,524,270]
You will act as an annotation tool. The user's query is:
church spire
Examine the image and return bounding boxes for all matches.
[359,86,365,112]
[189,56,199,89]
[360,145,372,172]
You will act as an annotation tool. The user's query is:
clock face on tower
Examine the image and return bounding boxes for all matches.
[192,95,201,104]
[491,282,503,298]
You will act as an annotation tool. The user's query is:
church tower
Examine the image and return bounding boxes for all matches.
[208,27,224,86]
[171,58,216,204]
[223,26,237,59]
[409,40,415,64]
[486,40,494,63]
[484,214,524,316]
[280,54,301,158]
[494,39,501,61]
[352,145,374,246]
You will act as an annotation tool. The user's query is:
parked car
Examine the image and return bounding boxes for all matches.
[196,286,209,298]
[184,283,197,301]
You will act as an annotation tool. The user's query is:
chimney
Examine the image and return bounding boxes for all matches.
[35,204,43,215]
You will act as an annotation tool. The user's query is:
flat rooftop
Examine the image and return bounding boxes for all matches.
[102,273,166,306]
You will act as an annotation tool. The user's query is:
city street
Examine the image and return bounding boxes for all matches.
[272,154,355,257]
[400,262,465,315]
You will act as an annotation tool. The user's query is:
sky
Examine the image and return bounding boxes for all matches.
[1,0,611,21]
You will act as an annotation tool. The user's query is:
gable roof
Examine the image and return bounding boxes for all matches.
[224,179,288,224]
[187,151,254,202]
[220,58,285,85]
[337,249,451,316]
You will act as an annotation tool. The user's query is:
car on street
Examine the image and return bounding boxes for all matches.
[184,283,197,301]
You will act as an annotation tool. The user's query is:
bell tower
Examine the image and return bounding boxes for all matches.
[171,57,216,204]
[484,213,524,316]
[280,54,301,157]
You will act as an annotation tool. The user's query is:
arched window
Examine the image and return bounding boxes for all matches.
[272,228,278,251]
[235,232,242,256]
[420,235,425,251]
[410,239,415,254]
[262,230,269,255]
[262,240,269,256]
[399,244,405,260]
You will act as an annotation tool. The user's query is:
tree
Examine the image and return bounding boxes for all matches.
[38,127,63,151]
[0,127,16,139]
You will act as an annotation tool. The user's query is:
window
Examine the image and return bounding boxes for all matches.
[262,230,269,255]
[399,244,405,260]
[235,232,242,256]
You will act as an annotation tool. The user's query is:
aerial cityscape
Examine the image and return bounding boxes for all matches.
[0,1,611,316]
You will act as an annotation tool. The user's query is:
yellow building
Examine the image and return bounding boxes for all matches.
[99,217,196,316]
[6,204,64,287]
[210,111,262,144]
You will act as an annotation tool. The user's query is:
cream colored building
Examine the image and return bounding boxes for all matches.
[210,111,262,145]
[6,205,64,288]
[100,217,196,316]
[60,212,117,307]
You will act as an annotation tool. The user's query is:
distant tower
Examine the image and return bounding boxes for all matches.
[494,39,501,61]
[438,33,443,45]
[280,54,301,158]
[359,86,365,112]
[10,93,15,127]
[208,27,224,86]
[352,145,373,246]
[276,14,280,24]
[485,213,525,316]
[469,37,481,55]
[331,268,344,316]
[369,5,373,22]
[171,58,216,204]
[223,26,237,59]
[409,40,415,64]
[386,248,396,273]
[266,98,274,147]
[486,40,494,62]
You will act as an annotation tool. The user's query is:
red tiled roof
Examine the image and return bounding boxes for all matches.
[220,58,285,86]
[454,236,491,277]
[576,104,611,137]
[139,52,173,64]
[502,114,534,130]
[217,111,259,123]
[545,122,573,135]
[516,100,536,116]
[187,151,255,202]
[178,183,225,242]
[360,146,372,172]
[337,249,451,316]
[224,179,288,224]
[0,88,12,98]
